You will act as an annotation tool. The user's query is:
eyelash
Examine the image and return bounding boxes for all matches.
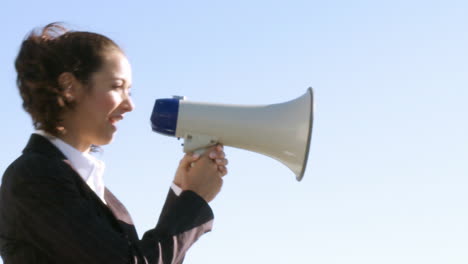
[113,86,132,96]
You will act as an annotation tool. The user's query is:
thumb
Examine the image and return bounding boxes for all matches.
[179,152,201,168]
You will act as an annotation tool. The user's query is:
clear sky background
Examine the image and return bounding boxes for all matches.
[0,0,467,263]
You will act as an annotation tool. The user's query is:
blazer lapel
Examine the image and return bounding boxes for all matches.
[22,134,139,241]
[105,189,140,243]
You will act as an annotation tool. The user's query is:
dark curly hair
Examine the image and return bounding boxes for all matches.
[15,22,122,136]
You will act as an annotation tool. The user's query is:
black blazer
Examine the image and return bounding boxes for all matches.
[0,134,214,264]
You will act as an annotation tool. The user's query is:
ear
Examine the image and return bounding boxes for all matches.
[58,72,81,100]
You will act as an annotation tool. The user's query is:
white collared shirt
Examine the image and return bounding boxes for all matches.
[35,131,182,202]
[35,131,107,204]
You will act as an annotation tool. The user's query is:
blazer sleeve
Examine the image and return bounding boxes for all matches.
[5,154,213,264]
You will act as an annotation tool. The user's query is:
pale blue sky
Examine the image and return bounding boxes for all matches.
[1,1,467,263]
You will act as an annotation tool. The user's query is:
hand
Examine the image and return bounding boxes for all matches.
[209,144,228,176]
[173,144,228,202]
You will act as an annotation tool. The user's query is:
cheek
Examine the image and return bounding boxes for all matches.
[93,92,121,114]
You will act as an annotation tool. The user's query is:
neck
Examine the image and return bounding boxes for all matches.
[57,131,91,153]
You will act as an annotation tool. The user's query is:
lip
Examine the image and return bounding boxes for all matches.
[109,115,124,125]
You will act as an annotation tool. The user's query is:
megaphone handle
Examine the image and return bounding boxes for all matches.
[192,147,210,156]
[183,134,218,155]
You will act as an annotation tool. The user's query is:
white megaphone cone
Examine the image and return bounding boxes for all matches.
[151,88,314,181]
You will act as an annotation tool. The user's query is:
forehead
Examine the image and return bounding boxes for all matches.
[93,51,132,84]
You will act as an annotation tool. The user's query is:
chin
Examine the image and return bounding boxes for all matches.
[95,134,115,146]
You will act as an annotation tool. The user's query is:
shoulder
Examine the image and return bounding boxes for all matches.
[2,152,74,189]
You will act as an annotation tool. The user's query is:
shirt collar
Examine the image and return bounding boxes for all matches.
[34,130,107,204]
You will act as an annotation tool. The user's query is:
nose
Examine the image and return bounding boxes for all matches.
[122,94,135,112]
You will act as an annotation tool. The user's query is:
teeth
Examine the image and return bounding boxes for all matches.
[110,116,123,123]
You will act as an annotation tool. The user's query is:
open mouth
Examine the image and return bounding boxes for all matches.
[109,115,123,125]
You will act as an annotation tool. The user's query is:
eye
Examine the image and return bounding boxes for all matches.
[113,85,132,97]
[126,85,133,96]
[112,80,124,87]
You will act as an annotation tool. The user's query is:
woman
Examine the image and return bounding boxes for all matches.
[0,23,227,263]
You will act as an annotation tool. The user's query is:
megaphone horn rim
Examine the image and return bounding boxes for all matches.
[296,87,314,181]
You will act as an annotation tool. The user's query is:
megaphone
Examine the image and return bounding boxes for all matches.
[150,88,314,181]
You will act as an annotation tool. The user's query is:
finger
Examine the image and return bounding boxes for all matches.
[194,154,218,167]
[200,145,217,159]
[215,158,228,166]
[209,151,217,159]
[209,150,225,160]
[215,151,225,159]
[218,166,228,176]
[179,153,201,168]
